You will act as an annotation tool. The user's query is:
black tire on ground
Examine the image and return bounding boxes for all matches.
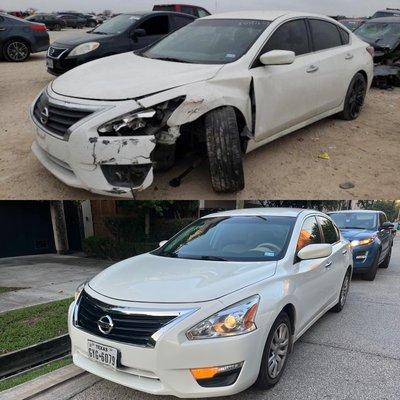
[205,106,245,193]
[379,247,392,269]
[363,251,380,281]
[338,72,367,120]
[2,39,30,62]
[54,24,61,31]
[255,312,292,390]
[331,270,351,313]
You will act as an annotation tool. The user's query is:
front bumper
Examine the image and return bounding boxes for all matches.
[68,296,265,398]
[30,89,156,197]
[351,243,379,273]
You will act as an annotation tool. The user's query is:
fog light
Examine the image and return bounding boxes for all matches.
[191,362,243,380]
[190,362,244,388]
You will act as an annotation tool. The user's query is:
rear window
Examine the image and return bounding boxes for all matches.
[309,19,343,51]
[137,15,170,35]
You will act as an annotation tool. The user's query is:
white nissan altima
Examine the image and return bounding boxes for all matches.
[69,208,353,398]
[31,11,373,196]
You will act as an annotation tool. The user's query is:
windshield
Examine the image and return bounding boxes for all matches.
[330,213,378,230]
[92,14,140,34]
[355,22,400,46]
[153,216,295,262]
[143,18,270,64]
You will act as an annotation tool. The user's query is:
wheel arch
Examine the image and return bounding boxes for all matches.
[3,36,32,51]
[281,303,296,336]
[356,69,368,84]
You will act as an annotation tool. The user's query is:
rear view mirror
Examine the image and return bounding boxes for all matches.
[131,28,146,40]
[260,50,295,66]
[381,222,394,230]
[298,244,333,260]
[159,240,168,248]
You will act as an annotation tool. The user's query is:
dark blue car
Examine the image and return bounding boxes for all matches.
[329,210,394,281]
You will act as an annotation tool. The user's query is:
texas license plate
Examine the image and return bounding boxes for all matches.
[87,340,118,369]
[46,58,54,69]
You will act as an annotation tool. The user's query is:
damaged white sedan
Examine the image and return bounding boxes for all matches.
[30,11,374,196]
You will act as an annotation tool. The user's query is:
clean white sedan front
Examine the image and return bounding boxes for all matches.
[69,208,353,397]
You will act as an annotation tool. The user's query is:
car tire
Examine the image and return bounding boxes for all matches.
[331,271,351,313]
[363,251,380,281]
[255,312,292,390]
[338,72,367,120]
[379,247,392,269]
[54,24,61,31]
[205,106,245,193]
[2,39,31,62]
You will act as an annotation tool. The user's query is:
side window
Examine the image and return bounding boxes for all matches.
[339,27,350,44]
[181,6,196,16]
[297,217,322,252]
[198,9,210,18]
[262,19,310,56]
[317,217,340,244]
[309,19,342,51]
[379,213,387,227]
[171,15,193,30]
[137,15,169,36]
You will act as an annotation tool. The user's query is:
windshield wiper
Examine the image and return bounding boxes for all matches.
[91,31,108,35]
[152,56,191,63]
[199,255,228,261]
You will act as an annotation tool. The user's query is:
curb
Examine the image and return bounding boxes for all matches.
[0,335,70,379]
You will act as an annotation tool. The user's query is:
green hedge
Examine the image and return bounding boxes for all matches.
[150,217,196,241]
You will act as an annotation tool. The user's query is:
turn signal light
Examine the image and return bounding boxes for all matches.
[190,362,244,380]
[366,46,374,57]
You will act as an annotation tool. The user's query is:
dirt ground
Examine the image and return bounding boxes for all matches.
[0,30,399,200]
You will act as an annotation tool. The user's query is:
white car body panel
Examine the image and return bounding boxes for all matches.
[30,11,373,196]
[69,208,353,397]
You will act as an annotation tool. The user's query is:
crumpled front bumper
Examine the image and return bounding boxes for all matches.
[30,89,156,197]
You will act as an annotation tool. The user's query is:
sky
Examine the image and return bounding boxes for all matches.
[2,0,400,17]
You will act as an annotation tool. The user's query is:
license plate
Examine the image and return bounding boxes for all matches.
[46,58,54,69]
[87,340,118,369]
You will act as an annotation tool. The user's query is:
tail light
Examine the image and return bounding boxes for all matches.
[366,46,374,57]
[30,24,47,32]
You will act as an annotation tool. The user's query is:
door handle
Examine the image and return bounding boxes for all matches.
[325,261,333,269]
[0,28,6,31]
[342,249,348,255]
[345,54,354,60]
[306,65,319,73]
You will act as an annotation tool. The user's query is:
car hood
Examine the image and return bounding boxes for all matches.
[356,33,400,51]
[340,228,376,240]
[51,53,223,101]
[88,253,277,303]
[53,32,115,47]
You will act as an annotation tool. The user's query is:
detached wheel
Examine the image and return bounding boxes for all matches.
[363,251,380,281]
[338,72,367,120]
[255,312,292,390]
[205,106,245,193]
[3,39,30,62]
[331,271,351,313]
[379,247,392,269]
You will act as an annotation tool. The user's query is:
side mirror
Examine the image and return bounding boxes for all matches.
[260,50,295,66]
[159,240,168,248]
[131,28,146,41]
[298,244,333,261]
[381,222,394,230]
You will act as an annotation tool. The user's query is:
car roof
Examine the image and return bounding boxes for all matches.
[202,208,315,219]
[368,17,400,23]
[202,10,333,21]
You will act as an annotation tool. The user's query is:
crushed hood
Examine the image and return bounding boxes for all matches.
[51,53,223,101]
[89,253,277,303]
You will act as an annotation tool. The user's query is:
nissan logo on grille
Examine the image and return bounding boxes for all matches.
[40,106,49,125]
[97,315,114,334]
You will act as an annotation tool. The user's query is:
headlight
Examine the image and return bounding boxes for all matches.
[186,295,260,340]
[75,281,86,301]
[68,42,100,57]
[98,109,156,136]
[350,238,374,247]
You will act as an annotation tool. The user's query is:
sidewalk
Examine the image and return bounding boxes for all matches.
[0,254,112,313]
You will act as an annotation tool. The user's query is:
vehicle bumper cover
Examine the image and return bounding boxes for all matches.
[351,242,379,273]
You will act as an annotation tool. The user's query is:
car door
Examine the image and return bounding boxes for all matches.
[132,15,170,50]
[308,18,353,112]
[317,216,348,304]
[0,16,8,48]
[251,18,323,141]
[293,216,331,331]
[377,213,391,263]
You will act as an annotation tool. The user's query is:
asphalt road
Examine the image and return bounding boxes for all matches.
[31,236,400,400]
[0,30,400,200]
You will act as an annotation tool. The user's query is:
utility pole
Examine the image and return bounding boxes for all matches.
[50,201,69,255]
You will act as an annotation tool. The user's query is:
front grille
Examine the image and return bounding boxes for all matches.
[33,93,93,138]
[76,291,178,347]
[48,46,68,58]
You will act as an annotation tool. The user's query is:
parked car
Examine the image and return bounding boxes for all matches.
[46,11,196,75]
[82,13,101,28]
[153,4,210,18]
[0,12,49,62]
[329,210,394,281]
[25,13,66,31]
[31,11,373,197]
[340,18,366,31]
[57,13,87,29]
[371,8,400,19]
[69,208,353,397]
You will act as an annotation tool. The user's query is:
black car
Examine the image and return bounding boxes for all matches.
[82,14,101,28]
[57,13,87,29]
[0,13,49,62]
[46,11,196,75]
[25,13,66,31]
